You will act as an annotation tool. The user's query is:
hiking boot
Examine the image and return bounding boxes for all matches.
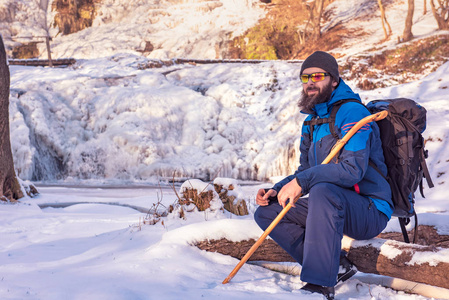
[300,283,335,300]
[337,255,357,283]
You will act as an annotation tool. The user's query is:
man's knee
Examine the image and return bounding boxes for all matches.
[309,182,337,198]
[309,183,343,209]
[254,205,271,222]
[254,204,279,229]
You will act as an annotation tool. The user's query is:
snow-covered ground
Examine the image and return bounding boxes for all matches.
[0,178,447,300]
[0,0,442,60]
[0,0,266,60]
[2,0,449,299]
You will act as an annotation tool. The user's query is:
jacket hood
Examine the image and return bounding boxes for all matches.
[302,79,361,118]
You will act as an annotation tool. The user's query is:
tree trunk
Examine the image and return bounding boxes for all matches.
[403,0,415,42]
[424,0,427,14]
[311,0,325,41]
[0,35,24,202]
[430,0,449,30]
[377,0,392,40]
[196,225,449,290]
[196,238,294,262]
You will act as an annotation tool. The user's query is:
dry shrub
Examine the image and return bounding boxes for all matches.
[228,0,308,60]
[12,42,39,59]
[51,0,96,35]
[214,183,248,216]
[180,188,214,211]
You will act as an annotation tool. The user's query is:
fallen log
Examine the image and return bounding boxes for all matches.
[8,58,76,67]
[341,236,449,290]
[196,238,294,263]
[195,226,449,290]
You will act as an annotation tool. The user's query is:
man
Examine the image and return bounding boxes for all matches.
[254,51,393,300]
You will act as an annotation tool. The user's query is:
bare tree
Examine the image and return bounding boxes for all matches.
[39,0,53,66]
[297,0,328,45]
[0,35,24,202]
[430,0,449,29]
[424,0,428,14]
[378,0,393,40]
[311,0,325,41]
[403,0,415,42]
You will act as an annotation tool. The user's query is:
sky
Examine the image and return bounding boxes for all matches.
[2,0,449,299]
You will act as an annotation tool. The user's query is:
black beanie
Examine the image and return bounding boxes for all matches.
[300,51,339,81]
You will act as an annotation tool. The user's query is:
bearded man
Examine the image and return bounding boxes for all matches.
[254,51,393,300]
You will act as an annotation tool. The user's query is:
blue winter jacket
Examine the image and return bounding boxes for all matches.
[272,79,393,218]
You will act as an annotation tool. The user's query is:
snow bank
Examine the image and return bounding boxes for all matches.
[1,0,266,60]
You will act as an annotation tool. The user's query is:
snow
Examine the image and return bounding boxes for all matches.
[327,0,440,56]
[2,0,449,299]
[9,58,304,183]
[0,0,266,60]
[1,184,446,299]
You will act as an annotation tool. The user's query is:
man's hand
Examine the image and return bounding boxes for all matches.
[256,189,277,206]
[277,179,302,208]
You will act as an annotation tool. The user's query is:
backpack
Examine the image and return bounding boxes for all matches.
[306,98,434,243]
[366,98,434,243]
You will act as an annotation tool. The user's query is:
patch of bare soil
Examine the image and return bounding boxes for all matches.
[340,34,449,90]
[227,0,371,60]
[227,0,310,60]
[293,23,365,59]
[229,0,447,90]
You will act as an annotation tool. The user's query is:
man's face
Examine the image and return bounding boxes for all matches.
[297,67,338,113]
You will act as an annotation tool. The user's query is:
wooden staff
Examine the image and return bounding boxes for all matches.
[222,110,388,284]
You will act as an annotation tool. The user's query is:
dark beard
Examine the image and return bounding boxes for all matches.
[297,80,334,114]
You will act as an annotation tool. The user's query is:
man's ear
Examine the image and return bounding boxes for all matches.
[332,79,338,88]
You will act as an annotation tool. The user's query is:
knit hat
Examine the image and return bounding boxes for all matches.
[300,51,339,81]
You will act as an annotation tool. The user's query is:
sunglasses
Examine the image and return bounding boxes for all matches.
[300,72,330,83]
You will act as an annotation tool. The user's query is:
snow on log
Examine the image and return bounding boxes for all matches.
[341,236,449,289]
[195,234,449,290]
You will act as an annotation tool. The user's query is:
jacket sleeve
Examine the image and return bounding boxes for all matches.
[295,103,372,195]
[271,121,312,193]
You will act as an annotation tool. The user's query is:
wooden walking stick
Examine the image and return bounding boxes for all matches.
[222,110,388,284]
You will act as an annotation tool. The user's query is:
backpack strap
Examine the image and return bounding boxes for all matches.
[418,148,434,198]
[399,213,418,244]
[303,118,332,126]
[420,149,434,189]
[304,99,364,141]
[304,117,331,141]
[399,217,411,243]
[328,99,364,139]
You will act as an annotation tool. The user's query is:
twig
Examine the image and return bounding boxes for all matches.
[171,173,183,203]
